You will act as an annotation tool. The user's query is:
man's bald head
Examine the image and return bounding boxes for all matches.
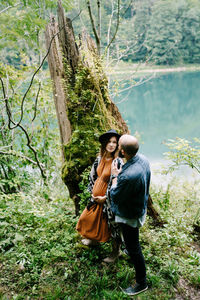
[119,135,139,158]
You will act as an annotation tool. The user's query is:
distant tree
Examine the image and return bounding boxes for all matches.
[117,0,154,63]
[68,0,126,61]
[145,0,182,65]
[66,0,200,65]
[179,3,200,63]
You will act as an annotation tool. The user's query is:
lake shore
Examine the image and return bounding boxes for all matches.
[107,62,200,75]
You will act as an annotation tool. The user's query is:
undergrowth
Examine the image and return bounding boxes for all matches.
[0,175,200,299]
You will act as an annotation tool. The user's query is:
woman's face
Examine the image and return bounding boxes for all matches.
[106,136,118,153]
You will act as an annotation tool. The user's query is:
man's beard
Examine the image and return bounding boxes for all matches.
[118,150,124,158]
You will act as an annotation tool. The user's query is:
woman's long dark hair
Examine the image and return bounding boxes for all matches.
[100,135,119,158]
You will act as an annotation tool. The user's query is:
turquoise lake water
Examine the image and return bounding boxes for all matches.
[113,71,200,162]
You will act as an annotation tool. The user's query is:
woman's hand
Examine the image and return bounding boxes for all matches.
[92,194,107,203]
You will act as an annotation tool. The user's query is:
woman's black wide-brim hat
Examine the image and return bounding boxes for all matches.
[99,129,121,144]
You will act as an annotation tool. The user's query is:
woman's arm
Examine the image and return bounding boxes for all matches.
[87,156,100,193]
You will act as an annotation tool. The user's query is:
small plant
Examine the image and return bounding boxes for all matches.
[78,167,91,212]
[163,137,200,174]
[151,184,171,211]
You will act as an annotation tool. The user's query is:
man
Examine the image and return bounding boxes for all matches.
[110,134,151,296]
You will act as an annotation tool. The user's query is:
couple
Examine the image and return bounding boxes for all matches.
[76,129,151,296]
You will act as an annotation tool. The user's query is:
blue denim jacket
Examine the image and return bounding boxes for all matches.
[110,154,151,219]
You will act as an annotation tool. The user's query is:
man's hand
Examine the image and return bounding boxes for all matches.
[111,160,122,177]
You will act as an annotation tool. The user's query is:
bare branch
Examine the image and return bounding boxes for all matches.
[105,0,120,52]
[0,150,38,165]
[86,0,100,54]
[109,48,156,101]
[0,144,13,150]
[0,76,46,180]
[0,2,21,14]
[17,123,46,178]
[10,24,65,129]
[113,74,156,102]
[105,0,135,65]
[32,82,41,122]
[106,0,114,66]
[97,0,101,52]
[0,77,7,99]
[121,0,134,18]
[78,0,86,28]
[72,9,82,22]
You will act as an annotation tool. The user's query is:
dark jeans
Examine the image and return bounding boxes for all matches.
[120,223,146,285]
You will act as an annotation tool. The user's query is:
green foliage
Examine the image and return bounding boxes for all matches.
[151,185,171,211]
[61,55,120,186]
[163,137,200,231]
[0,1,69,67]
[0,178,76,298]
[0,2,64,189]
[163,137,200,173]
[1,3,200,298]
[180,4,200,63]
[145,0,182,65]
[75,0,200,65]
[0,63,60,190]
[115,0,153,63]
[144,0,200,64]
[78,167,91,211]
[0,176,200,298]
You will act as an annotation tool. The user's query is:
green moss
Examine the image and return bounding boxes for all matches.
[61,48,119,187]
[62,129,100,185]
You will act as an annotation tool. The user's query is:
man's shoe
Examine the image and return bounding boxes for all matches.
[81,238,92,246]
[122,248,129,256]
[121,282,148,296]
[81,239,98,246]
[103,255,118,263]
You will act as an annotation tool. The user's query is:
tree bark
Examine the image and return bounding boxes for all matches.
[45,1,163,226]
[147,195,165,227]
[45,16,71,160]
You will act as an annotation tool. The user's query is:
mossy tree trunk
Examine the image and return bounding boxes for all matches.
[45,1,128,214]
[45,1,163,226]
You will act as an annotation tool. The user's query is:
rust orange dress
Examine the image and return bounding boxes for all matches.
[76,157,112,242]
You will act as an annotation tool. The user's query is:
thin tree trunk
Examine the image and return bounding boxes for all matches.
[97,0,101,54]
[86,0,101,55]
[105,0,120,52]
[147,195,165,226]
[106,0,114,66]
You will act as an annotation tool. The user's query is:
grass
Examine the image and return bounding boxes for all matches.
[0,175,200,299]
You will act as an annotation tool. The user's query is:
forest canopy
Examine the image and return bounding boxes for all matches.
[69,0,200,65]
[1,0,200,69]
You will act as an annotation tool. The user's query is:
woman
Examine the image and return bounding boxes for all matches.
[76,129,123,260]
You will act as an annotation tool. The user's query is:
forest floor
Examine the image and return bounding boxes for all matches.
[0,176,200,299]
